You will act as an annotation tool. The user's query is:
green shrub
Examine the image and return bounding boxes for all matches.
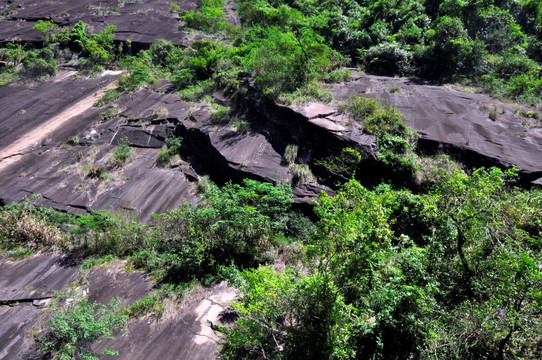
[94,88,119,107]
[489,109,498,121]
[87,166,106,179]
[0,197,67,251]
[340,95,408,136]
[39,294,127,360]
[362,42,412,76]
[180,0,227,32]
[33,20,60,43]
[314,147,361,180]
[234,120,250,135]
[21,49,57,80]
[178,79,214,101]
[149,179,293,281]
[209,105,232,124]
[156,136,182,167]
[124,293,164,319]
[290,164,312,184]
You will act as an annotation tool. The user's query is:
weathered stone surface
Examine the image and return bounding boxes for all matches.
[328,73,542,181]
[0,253,80,302]
[0,253,80,360]
[293,102,336,120]
[0,74,198,221]
[93,281,237,360]
[86,261,154,306]
[309,117,347,132]
[0,0,196,45]
[0,255,237,360]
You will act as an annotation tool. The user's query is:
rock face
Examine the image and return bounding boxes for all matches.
[93,281,236,360]
[1,69,541,219]
[0,255,236,360]
[327,72,542,183]
[0,253,80,360]
[0,0,196,46]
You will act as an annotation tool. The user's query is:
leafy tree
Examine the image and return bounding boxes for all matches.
[426,167,542,359]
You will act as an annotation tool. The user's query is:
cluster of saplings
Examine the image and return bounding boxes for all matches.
[1,165,541,359]
[0,0,540,103]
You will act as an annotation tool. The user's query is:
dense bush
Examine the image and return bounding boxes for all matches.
[39,293,127,360]
[224,169,542,359]
[21,48,57,79]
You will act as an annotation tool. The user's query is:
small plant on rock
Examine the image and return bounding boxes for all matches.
[489,109,498,121]
[151,106,169,119]
[290,164,313,184]
[110,137,133,168]
[234,120,250,135]
[156,136,183,167]
[283,144,298,166]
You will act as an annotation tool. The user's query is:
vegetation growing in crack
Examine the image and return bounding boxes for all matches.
[156,136,183,167]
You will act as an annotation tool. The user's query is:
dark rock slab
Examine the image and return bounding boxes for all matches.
[0,305,44,360]
[0,71,119,156]
[0,253,79,302]
[92,149,198,222]
[0,75,198,221]
[0,253,80,360]
[0,0,197,45]
[327,73,542,179]
[93,281,237,360]
[86,262,154,306]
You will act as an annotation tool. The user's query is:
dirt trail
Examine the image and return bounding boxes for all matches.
[0,71,122,173]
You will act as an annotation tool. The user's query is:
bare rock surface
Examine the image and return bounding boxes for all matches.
[0,253,80,360]
[94,281,237,360]
[0,255,237,360]
[0,73,198,221]
[327,72,542,180]
[0,0,197,45]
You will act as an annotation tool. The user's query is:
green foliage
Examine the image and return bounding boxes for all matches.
[234,120,250,134]
[283,144,298,166]
[339,95,410,136]
[146,179,293,282]
[224,169,542,359]
[110,137,133,168]
[290,164,312,184]
[315,147,361,180]
[181,0,227,33]
[362,42,412,76]
[0,196,68,252]
[124,292,164,319]
[156,136,183,167]
[71,210,146,256]
[33,20,60,43]
[94,88,119,107]
[21,48,57,80]
[85,24,117,65]
[223,267,356,360]
[39,293,127,360]
[209,105,233,124]
[340,94,418,178]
